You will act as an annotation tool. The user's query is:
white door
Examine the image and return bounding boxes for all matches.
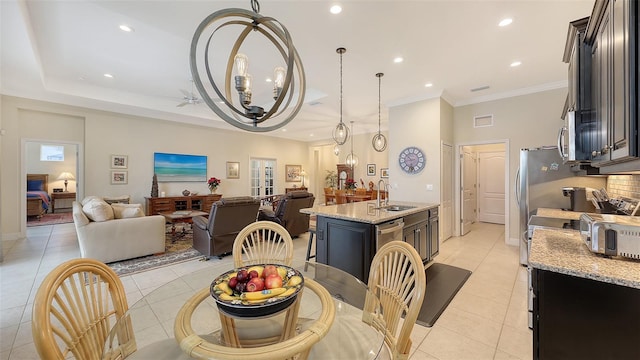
[441,143,454,241]
[478,151,506,224]
[460,149,477,235]
[250,158,276,198]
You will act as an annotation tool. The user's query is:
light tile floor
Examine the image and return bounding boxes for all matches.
[0,221,531,360]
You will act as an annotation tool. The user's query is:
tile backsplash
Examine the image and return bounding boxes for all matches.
[607,175,640,199]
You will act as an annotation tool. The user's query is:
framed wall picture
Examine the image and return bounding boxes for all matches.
[381,168,389,178]
[226,161,240,179]
[111,155,128,169]
[285,164,302,182]
[111,171,128,184]
[367,163,376,176]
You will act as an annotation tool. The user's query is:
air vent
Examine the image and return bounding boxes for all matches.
[473,114,494,128]
[471,85,490,92]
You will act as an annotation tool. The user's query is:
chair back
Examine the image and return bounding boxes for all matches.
[233,221,294,267]
[32,258,136,360]
[334,189,347,204]
[271,190,315,237]
[363,241,426,360]
[355,188,367,195]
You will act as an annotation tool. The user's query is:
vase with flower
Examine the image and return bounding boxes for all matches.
[345,178,357,195]
[208,177,221,194]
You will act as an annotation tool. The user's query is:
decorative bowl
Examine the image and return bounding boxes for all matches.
[210,264,304,318]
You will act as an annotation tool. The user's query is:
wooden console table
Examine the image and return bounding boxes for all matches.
[51,192,76,213]
[145,194,222,215]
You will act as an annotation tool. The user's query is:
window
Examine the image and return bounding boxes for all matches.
[40,145,64,161]
[250,158,276,198]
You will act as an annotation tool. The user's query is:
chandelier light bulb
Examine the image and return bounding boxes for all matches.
[273,67,285,88]
[333,144,340,156]
[333,122,349,145]
[234,53,249,77]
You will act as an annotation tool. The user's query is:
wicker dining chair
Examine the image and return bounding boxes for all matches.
[32,258,136,360]
[334,189,347,205]
[362,241,426,360]
[233,221,294,267]
[228,221,297,347]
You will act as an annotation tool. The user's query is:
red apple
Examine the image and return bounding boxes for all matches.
[249,270,259,279]
[264,274,283,289]
[246,277,265,292]
[262,265,278,279]
[228,276,238,289]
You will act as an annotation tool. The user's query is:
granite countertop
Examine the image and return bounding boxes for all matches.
[529,228,640,289]
[535,208,585,220]
[300,200,438,224]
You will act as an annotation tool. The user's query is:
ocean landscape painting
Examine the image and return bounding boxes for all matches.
[154,152,207,182]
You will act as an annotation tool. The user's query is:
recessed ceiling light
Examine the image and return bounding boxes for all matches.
[330,5,342,14]
[266,78,273,82]
[119,24,134,32]
[393,57,403,64]
[425,83,433,88]
[499,18,513,27]
[309,133,315,137]
[282,128,287,132]
[510,61,522,67]
[103,73,114,78]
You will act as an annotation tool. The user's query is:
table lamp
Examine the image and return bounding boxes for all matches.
[57,172,75,192]
[300,169,306,188]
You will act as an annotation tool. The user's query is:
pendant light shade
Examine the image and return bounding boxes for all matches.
[372,72,388,152]
[346,121,359,168]
[332,47,349,145]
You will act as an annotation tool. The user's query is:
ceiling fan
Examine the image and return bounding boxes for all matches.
[177,80,202,107]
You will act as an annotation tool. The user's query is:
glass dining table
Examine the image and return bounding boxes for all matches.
[103,262,385,360]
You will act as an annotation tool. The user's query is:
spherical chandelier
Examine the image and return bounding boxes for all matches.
[372,72,388,152]
[189,0,305,132]
[345,121,359,168]
[332,47,350,145]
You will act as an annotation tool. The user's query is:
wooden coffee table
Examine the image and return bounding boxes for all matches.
[159,210,208,242]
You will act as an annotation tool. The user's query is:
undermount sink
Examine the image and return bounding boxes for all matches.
[380,204,416,211]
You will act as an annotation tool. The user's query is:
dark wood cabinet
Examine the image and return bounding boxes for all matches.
[533,269,640,359]
[402,211,429,262]
[585,0,638,167]
[145,194,222,215]
[315,216,374,282]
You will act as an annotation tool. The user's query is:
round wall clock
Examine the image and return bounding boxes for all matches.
[399,146,426,174]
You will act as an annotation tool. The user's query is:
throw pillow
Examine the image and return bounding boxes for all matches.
[111,203,144,219]
[81,196,102,206]
[82,199,114,222]
[103,195,131,205]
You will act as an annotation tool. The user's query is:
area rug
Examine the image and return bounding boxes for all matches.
[107,224,203,276]
[416,263,472,327]
[27,212,73,227]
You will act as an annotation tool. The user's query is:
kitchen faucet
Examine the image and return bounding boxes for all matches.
[377,179,387,208]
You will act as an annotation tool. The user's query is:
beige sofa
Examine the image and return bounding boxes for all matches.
[72,200,165,263]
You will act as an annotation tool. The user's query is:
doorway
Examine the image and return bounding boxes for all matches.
[457,141,509,237]
[250,158,276,198]
[22,139,81,232]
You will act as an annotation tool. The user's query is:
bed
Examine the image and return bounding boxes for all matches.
[27,174,50,218]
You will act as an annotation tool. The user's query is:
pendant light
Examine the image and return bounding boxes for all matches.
[372,72,388,152]
[332,47,349,145]
[345,121,359,168]
[333,144,340,156]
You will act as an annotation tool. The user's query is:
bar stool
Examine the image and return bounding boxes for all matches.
[305,216,316,270]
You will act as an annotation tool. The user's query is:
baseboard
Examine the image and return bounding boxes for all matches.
[2,232,24,241]
[506,236,519,247]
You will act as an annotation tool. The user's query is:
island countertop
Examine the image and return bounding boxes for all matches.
[300,200,439,224]
[529,228,640,289]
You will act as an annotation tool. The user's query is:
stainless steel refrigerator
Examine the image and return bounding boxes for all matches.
[517,146,605,265]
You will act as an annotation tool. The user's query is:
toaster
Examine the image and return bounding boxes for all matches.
[579,213,640,259]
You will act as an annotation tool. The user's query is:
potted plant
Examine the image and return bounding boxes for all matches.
[325,170,338,189]
[345,178,357,194]
[207,177,221,194]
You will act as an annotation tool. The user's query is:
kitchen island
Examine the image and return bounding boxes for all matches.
[529,228,640,359]
[301,200,439,282]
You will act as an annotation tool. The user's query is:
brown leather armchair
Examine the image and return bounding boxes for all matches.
[192,196,260,258]
[258,190,315,237]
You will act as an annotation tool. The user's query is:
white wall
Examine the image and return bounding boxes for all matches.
[1,96,310,239]
[453,88,567,243]
[389,97,447,204]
